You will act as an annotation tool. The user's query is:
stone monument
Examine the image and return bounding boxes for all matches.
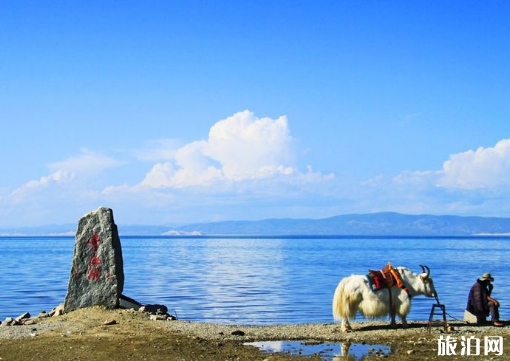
[63,207,124,312]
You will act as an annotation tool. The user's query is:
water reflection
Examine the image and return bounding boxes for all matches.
[244,340,391,360]
[199,238,286,323]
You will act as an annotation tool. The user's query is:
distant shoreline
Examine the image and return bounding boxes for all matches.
[5,212,510,238]
[2,234,510,239]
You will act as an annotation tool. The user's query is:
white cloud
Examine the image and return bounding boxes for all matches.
[205,110,295,180]
[1,149,125,218]
[140,140,224,188]
[140,163,175,188]
[387,138,510,192]
[0,111,337,226]
[393,170,441,188]
[134,139,181,162]
[10,170,75,203]
[48,149,124,175]
[139,110,305,188]
[21,170,74,189]
[95,111,337,222]
[437,138,510,190]
[355,138,510,217]
[11,149,123,200]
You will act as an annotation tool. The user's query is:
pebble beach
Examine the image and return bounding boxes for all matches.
[1,306,509,361]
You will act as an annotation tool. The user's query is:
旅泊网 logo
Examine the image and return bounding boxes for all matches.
[438,335,503,356]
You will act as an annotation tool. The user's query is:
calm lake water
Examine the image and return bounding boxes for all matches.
[1,236,509,324]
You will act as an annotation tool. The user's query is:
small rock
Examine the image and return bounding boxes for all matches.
[149,315,167,321]
[231,330,245,336]
[118,294,141,311]
[24,319,37,325]
[53,304,64,317]
[38,311,49,318]
[15,312,31,323]
[407,350,415,355]
[139,304,168,315]
[4,317,14,326]
[103,319,117,325]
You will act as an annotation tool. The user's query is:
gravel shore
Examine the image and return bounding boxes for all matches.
[1,307,509,361]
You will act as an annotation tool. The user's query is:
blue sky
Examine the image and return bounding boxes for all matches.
[1,1,510,227]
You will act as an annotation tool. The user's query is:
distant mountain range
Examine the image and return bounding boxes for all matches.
[0,224,171,237]
[3,212,510,237]
[175,212,510,236]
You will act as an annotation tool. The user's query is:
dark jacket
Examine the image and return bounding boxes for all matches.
[466,279,493,316]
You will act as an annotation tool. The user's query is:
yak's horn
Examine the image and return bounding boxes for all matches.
[420,265,430,279]
[425,265,431,277]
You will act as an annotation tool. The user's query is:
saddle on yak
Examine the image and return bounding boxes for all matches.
[367,262,407,294]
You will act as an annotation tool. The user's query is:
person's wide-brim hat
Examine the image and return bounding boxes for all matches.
[479,272,494,282]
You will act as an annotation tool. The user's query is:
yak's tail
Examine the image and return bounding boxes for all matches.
[333,277,358,321]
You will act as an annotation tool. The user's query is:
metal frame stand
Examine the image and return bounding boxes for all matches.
[427,303,448,333]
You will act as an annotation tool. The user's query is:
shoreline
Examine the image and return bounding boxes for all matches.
[1,307,509,360]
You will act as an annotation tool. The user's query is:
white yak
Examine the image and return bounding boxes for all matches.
[333,265,436,332]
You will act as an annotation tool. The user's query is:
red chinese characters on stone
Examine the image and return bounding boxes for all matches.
[87,232,102,281]
[89,254,101,267]
[88,267,100,281]
[87,232,102,252]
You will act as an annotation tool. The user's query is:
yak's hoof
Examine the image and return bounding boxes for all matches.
[341,325,352,333]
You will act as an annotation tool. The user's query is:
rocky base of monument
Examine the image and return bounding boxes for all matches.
[1,304,65,327]
[139,304,177,321]
[1,298,176,328]
[118,294,178,320]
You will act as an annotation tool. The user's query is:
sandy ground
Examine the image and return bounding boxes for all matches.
[0,307,509,361]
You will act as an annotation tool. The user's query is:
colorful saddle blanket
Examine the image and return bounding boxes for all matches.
[367,262,403,292]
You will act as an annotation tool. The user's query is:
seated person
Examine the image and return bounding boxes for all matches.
[466,272,503,327]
